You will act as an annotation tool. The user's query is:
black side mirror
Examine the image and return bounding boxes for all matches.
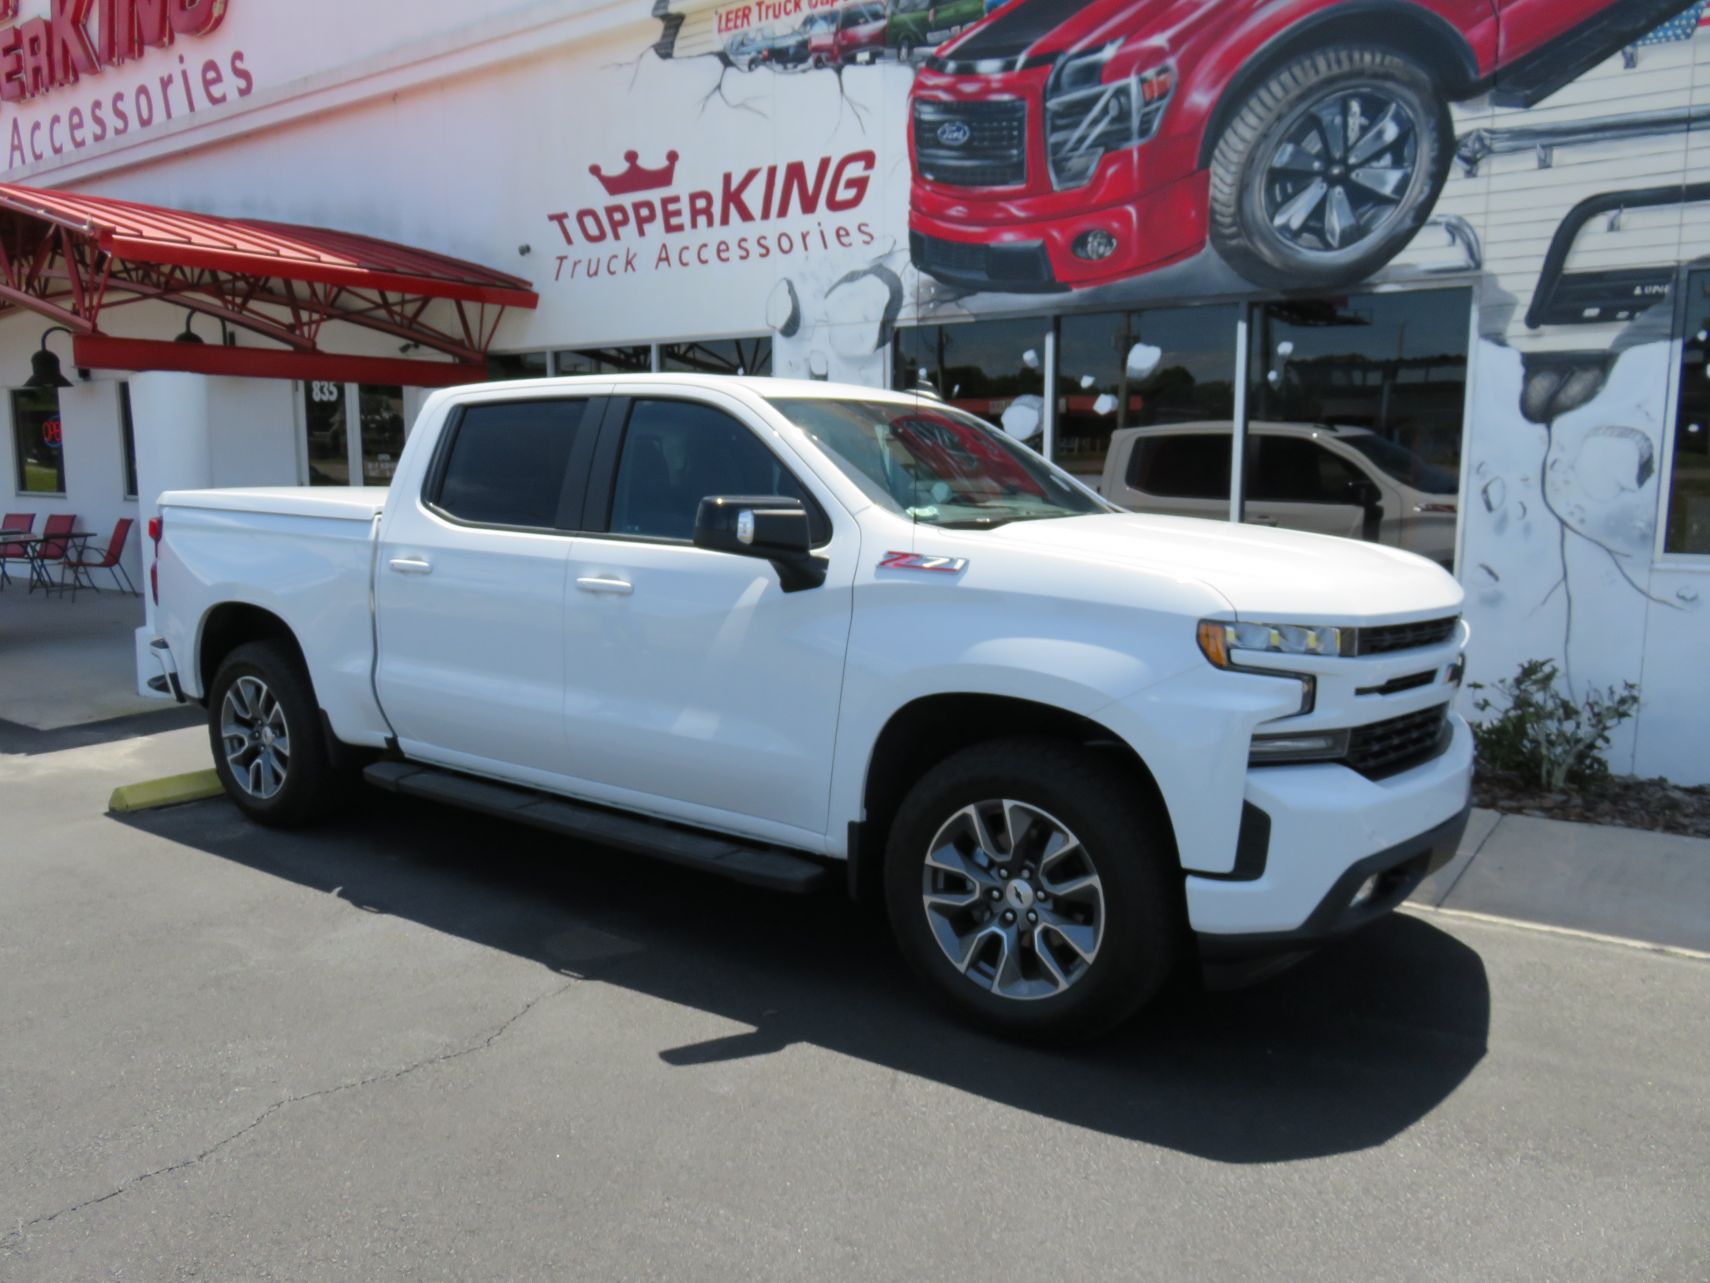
[693,495,827,593]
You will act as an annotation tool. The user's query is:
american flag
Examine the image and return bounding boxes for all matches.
[1636,2,1710,45]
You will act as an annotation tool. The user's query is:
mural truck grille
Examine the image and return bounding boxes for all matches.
[1354,615,1459,656]
[1345,705,1451,778]
[914,99,1028,188]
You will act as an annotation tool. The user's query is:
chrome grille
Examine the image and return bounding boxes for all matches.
[913,98,1027,188]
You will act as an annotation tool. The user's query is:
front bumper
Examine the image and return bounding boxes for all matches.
[908,167,1207,292]
[1188,713,1474,970]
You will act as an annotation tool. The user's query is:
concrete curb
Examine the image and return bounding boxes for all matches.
[108,770,223,813]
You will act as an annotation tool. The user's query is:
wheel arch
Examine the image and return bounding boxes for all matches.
[1194,2,1481,170]
[847,692,1178,905]
[196,601,308,700]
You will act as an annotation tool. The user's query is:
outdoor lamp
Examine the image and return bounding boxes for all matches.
[175,308,206,344]
[25,327,75,389]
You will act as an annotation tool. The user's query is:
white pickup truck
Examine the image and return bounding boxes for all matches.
[141,374,1471,1041]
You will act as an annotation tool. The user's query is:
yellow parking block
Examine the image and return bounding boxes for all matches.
[108,770,223,813]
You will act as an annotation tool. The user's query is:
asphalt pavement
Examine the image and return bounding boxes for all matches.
[3,722,1708,1281]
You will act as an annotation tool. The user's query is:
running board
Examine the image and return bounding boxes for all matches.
[362,760,835,895]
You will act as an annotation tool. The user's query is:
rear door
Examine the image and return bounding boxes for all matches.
[559,390,857,844]
[374,393,602,775]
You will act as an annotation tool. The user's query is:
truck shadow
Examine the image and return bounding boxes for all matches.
[116,791,1490,1165]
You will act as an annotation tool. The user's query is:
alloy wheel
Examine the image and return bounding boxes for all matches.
[220,675,291,800]
[1261,85,1419,255]
[920,799,1106,1001]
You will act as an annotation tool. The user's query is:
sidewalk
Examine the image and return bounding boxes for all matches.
[1410,808,1710,954]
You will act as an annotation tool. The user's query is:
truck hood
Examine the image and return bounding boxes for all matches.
[986,513,1463,624]
[941,0,1172,64]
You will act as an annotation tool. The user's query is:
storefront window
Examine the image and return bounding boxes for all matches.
[303,380,348,486]
[488,351,549,381]
[120,384,138,499]
[1241,289,1469,568]
[1055,304,1237,484]
[358,385,406,485]
[11,387,65,494]
[1666,270,1710,554]
[554,346,652,375]
[661,338,771,375]
[893,319,1047,446]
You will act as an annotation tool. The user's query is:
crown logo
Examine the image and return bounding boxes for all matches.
[589,150,680,197]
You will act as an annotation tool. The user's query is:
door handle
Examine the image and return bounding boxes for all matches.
[577,576,633,596]
[388,557,433,575]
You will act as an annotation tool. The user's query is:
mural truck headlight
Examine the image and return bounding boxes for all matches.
[1044,48,1173,190]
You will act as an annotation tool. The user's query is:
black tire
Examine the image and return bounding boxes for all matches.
[206,640,338,829]
[883,737,1183,1042]
[1207,45,1452,291]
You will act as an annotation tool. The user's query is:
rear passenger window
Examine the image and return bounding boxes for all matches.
[434,399,586,529]
[1127,434,1231,500]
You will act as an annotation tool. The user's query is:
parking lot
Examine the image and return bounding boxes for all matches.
[3,718,1707,1281]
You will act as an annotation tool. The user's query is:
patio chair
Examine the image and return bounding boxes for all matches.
[62,517,136,597]
[32,514,77,594]
[1,512,35,590]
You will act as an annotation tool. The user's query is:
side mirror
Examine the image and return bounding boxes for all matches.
[693,495,827,593]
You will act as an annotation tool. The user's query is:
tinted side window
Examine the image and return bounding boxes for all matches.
[434,399,586,528]
[1251,437,1364,504]
[609,399,814,542]
[1127,434,1231,500]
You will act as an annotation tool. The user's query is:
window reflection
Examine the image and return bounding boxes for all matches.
[302,380,348,487]
[892,319,1047,445]
[660,338,771,376]
[555,346,652,375]
[1240,290,1468,567]
[488,352,549,381]
[359,385,406,485]
[1667,271,1710,554]
[1055,304,1237,483]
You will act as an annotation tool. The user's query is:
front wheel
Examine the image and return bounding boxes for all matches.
[207,641,338,828]
[883,737,1183,1041]
[1207,45,1452,291]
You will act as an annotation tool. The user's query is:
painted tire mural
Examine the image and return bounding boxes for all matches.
[1207,46,1454,291]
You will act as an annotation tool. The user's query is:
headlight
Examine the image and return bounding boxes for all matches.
[1044,45,1172,190]
[1198,619,1348,667]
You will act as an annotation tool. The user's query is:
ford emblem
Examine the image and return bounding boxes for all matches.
[936,120,972,147]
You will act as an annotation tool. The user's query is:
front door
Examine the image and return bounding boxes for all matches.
[374,394,598,775]
[561,392,856,845]
[1243,434,1369,540]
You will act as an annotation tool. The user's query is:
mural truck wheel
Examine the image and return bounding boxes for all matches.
[1208,45,1451,291]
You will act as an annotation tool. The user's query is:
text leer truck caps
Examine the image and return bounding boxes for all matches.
[142,375,1471,1042]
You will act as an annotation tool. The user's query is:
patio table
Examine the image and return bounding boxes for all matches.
[9,532,96,596]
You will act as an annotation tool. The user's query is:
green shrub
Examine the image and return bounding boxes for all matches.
[1470,658,1640,793]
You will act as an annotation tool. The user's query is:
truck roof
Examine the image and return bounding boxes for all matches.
[441,373,943,407]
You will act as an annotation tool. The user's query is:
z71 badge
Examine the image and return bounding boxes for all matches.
[878,551,968,574]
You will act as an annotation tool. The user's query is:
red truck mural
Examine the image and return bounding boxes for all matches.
[908,0,1695,293]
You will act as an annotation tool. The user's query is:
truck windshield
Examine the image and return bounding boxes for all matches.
[770,396,1111,528]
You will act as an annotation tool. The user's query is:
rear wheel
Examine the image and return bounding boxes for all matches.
[207,641,338,828]
[883,737,1182,1041]
[1208,45,1451,290]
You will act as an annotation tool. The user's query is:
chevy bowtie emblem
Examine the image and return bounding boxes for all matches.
[879,551,969,574]
[936,121,972,147]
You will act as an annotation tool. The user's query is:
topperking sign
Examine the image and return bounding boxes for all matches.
[0,0,250,168]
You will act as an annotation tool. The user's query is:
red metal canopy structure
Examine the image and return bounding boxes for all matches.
[0,183,539,387]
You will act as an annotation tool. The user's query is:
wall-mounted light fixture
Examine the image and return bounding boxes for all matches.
[24,327,76,388]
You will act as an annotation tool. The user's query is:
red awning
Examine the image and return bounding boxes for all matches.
[0,182,538,386]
